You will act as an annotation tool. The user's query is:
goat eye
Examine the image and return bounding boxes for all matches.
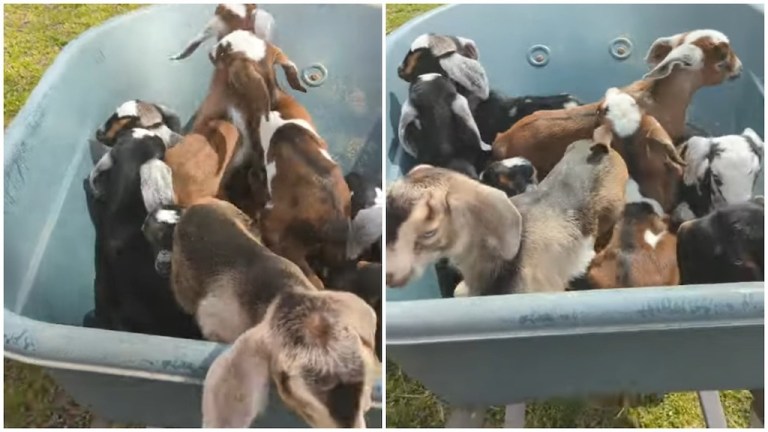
[420,229,437,240]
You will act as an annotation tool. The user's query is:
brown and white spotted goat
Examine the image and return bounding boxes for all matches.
[257,88,352,289]
[191,29,307,216]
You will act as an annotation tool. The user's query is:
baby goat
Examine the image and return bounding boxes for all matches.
[164,120,240,207]
[397,33,489,106]
[494,29,743,178]
[573,202,679,290]
[479,157,538,197]
[89,100,182,196]
[161,198,376,428]
[192,30,307,216]
[593,87,686,213]
[676,128,763,218]
[84,128,200,338]
[258,89,352,289]
[397,33,581,157]
[399,73,491,178]
[170,3,274,60]
[346,172,383,263]
[386,140,627,296]
[677,198,763,284]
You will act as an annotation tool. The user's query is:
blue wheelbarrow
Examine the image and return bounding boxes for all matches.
[4,4,382,427]
[385,3,764,428]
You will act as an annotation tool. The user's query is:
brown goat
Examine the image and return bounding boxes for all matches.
[593,87,685,213]
[258,90,352,290]
[579,202,679,290]
[164,120,240,207]
[190,30,307,217]
[493,29,743,179]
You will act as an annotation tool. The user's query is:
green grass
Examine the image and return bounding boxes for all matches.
[384,4,754,428]
[4,4,143,427]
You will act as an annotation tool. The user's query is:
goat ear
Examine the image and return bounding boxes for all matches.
[89,137,111,165]
[88,151,114,197]
[644,116,686,167]
[439,54,490,100]
[593,124,614,147]
[252,9,275,41]
[643,44,703,81]
[271,47,307,93]
[451,93,491,151]
[229,59,272,116]
[742,127,764,155]
[427,35,458,57]
[170,16,222,61]
[154,103,182,134]
[456,36,480,60]
[202,325,271,428]
[397,98,420,158]
[644,36,677,66]
[139,159,176,213]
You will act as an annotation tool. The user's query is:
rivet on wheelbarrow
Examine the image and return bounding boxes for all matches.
[527,45,551,67]
[301,64,328,87]
[609,37,633,60]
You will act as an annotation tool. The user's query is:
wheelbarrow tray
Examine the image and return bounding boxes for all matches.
[4,4,383,427]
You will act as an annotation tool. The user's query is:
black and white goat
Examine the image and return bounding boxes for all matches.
[677,198,764,284]
[83,127,200,338]
[397,33,581,140]
[676,128,764,219]
[399,73,491,178]
[479,157,538,197]
[346,172,383,263]
[89,100,183,197]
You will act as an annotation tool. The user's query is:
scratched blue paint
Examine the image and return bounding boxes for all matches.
[4,4,382,427]
[386,4,764,406]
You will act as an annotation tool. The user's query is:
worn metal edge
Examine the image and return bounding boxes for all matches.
[387,283,764,345]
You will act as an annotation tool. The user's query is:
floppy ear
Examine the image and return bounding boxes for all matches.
[451,93,491,151]
[202,325,272,428]
[427,35,459,57]
[229,58,272,117]
[439,54,490,100]
[252,9,275,41]
[347,205,383,260]
[742,127,764,157]
[154,103,182,133]
[271,46,307,93]
[643,115,686,167]
[397,98,420,158]
[139,159,176,213]
[88,151,114,197]
[644,35,677,66]
[643,44,703,81]
[89,137,111,165]
[456,36,479,60]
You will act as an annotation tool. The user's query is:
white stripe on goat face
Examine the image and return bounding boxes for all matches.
[219,30,266,62]
[709,135,762,206]
[116,100,139,117]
